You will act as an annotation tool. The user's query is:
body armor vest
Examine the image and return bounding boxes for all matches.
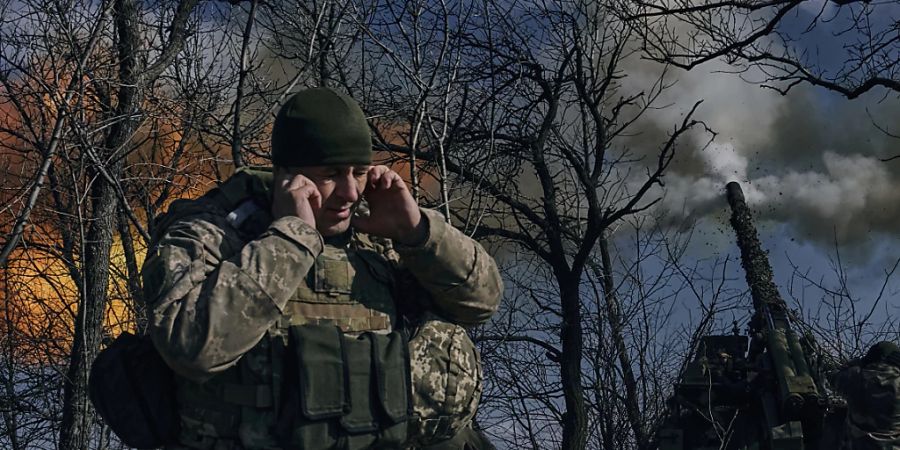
[171,170,481,450]
[173,177,409,449]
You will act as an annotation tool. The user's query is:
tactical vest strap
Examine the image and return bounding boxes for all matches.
[222,383,273,409]
[446,354,462,410]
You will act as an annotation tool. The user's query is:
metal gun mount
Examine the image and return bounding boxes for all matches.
[658,182,840,450]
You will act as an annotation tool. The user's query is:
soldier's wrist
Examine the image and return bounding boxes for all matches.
[396,214,429,247]
[268,216,325,255]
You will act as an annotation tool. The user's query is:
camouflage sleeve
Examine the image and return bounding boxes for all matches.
[142,198,323,382]
[394,208,502,326]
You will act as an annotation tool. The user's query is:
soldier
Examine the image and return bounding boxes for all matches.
[141,87,503,449]
[830,341,900,450]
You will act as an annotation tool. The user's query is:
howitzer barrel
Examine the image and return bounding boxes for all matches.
[726,182,819,417]
[726,182,780,313]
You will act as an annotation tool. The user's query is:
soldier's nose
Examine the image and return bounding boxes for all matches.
[336,178,359,203]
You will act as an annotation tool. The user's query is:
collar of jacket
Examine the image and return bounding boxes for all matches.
[217,166,274,210]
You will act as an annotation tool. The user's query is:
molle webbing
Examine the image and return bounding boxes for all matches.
[283,245,395,334]
[283,302,391,332]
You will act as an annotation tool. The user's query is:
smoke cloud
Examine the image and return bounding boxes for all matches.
[660,145,900,243]
[625,58,900,247]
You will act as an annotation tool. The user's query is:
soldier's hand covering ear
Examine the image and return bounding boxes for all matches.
[272,171,321,229]
[352,165,427,246]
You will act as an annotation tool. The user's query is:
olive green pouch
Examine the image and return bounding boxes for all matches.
[291,324,347,419]
[372,331,411,424]
[284,326,411,447]
[371,331,411,446]
[340,333,378,433]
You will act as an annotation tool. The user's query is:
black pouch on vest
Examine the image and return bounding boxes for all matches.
[291,324,348,419]
[88,332,180,448]
[339,331,410,444]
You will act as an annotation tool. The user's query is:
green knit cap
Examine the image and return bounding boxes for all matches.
[271,88,372,167]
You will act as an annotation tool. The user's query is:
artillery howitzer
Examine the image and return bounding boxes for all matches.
[659,182,844,450]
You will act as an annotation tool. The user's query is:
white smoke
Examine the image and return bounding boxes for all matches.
[660,143,900,244]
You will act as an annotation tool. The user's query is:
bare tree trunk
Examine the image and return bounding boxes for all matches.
[55,0,199,440]
[117,207,146,332]
[598,235,648,449]
[59,177,119,450]
[59,0,140,447]
[1,276,22,450]
[559,275,588,450]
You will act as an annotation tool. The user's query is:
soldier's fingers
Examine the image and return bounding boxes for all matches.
[390,171,406,191]
[287,174,312,191]
[307,186,322,209]
[368,166,389,188]
[378,170,392,190]
[370,164,390,177]
[367,170,381,190]
[382,171,405,191]
[293,184,318,201]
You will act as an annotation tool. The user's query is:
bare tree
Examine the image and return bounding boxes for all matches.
[0,0,214,447]
[57,1,202,446]
[457,5,709,447]
[787,243,900,365]
[619,0,899,99]
[8,0,892,449]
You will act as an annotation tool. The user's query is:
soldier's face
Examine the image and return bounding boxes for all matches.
[294,164,370,236]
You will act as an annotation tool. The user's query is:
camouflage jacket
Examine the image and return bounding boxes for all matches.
[142,168,502,383]
[831,360,900,448]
